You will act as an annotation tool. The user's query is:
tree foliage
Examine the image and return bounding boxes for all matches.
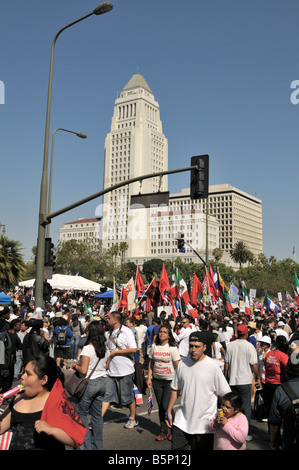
[19,237,299,303]
[0,234,25,289]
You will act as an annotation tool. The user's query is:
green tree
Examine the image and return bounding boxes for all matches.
[0,234,25,289]
[119,242,129,263]
[212,247,223,264]
[142,258,164,282]
[55,240,111,280]
[230,241,254,269]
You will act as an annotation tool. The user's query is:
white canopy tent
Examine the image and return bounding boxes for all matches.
[19,274,103,292]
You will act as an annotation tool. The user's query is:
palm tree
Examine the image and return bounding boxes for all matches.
[230,241,253,269]
[0,234,25,289]
[119,242,129,264]
[212,247,223,264]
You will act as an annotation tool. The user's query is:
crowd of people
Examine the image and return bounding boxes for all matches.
[1,286,299,450]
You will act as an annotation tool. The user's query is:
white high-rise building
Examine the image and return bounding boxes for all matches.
[101,73,168,257]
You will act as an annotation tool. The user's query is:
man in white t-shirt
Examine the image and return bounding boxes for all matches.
[166,331,231,450]
[102,312,138,429]
[176,317,196,358]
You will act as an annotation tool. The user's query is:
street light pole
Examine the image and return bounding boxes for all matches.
[35,3,113,308]
[46,128,87,238]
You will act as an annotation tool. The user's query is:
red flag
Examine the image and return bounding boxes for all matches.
[135,266,145,298]
[206,270,218,301]
[145,278,160,311]
[159,264,171,304]
[209,263,214,280]
[191,273,204,307]
[118,285,128,311]
[146,295,151,313]
[41,379,87,448]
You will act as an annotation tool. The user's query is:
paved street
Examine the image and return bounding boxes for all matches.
[6,370,270,452]
[101,386,270,451]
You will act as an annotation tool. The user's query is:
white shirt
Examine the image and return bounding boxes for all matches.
[106,325,136,377]
[149,343,180,381]
[218,326,234,345]
[171,355,231,434]
[78,344,110,379]
[225,339,258,385]
[177,325,196,357]
[275,328,289,341]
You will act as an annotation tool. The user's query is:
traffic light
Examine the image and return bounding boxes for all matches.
[44,237,56,270]
[177,233,185,252]
[190,155,209,199]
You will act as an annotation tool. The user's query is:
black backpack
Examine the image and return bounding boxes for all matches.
[281,381,299,450]
[56,326,67,345]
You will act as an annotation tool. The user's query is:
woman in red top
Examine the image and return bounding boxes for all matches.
[262,335,289,423]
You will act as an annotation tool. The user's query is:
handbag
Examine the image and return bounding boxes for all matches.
[253,388,267,420]
[65,358,100,399]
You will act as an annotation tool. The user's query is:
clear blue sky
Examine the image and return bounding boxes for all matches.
[1,0,298,262]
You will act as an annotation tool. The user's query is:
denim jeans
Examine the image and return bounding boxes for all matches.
[14,350,23,380]
[76,376,107,450]
[230,384,252,424]
[70,335,81,360]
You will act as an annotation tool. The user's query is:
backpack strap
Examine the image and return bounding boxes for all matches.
[282,381,299,405]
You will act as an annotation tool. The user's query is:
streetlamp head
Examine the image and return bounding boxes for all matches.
[76,133,87,139]
[93,2,113,15]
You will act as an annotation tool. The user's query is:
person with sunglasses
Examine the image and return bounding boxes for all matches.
[176,317,196,359]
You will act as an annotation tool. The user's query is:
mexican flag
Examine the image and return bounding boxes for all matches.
[240,280,251,316]
[84,301,92,318]
[295,271,299,294]
[170,265,180,300]
[175,269,190,305]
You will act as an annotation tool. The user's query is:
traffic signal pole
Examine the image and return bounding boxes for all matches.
[35,160,208,308]
[42,165,198,224]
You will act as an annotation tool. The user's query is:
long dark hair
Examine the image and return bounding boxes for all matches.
[222,391,243,412]
[155,323,177,347]
[85,321,107,359]
[31,355,64,390]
